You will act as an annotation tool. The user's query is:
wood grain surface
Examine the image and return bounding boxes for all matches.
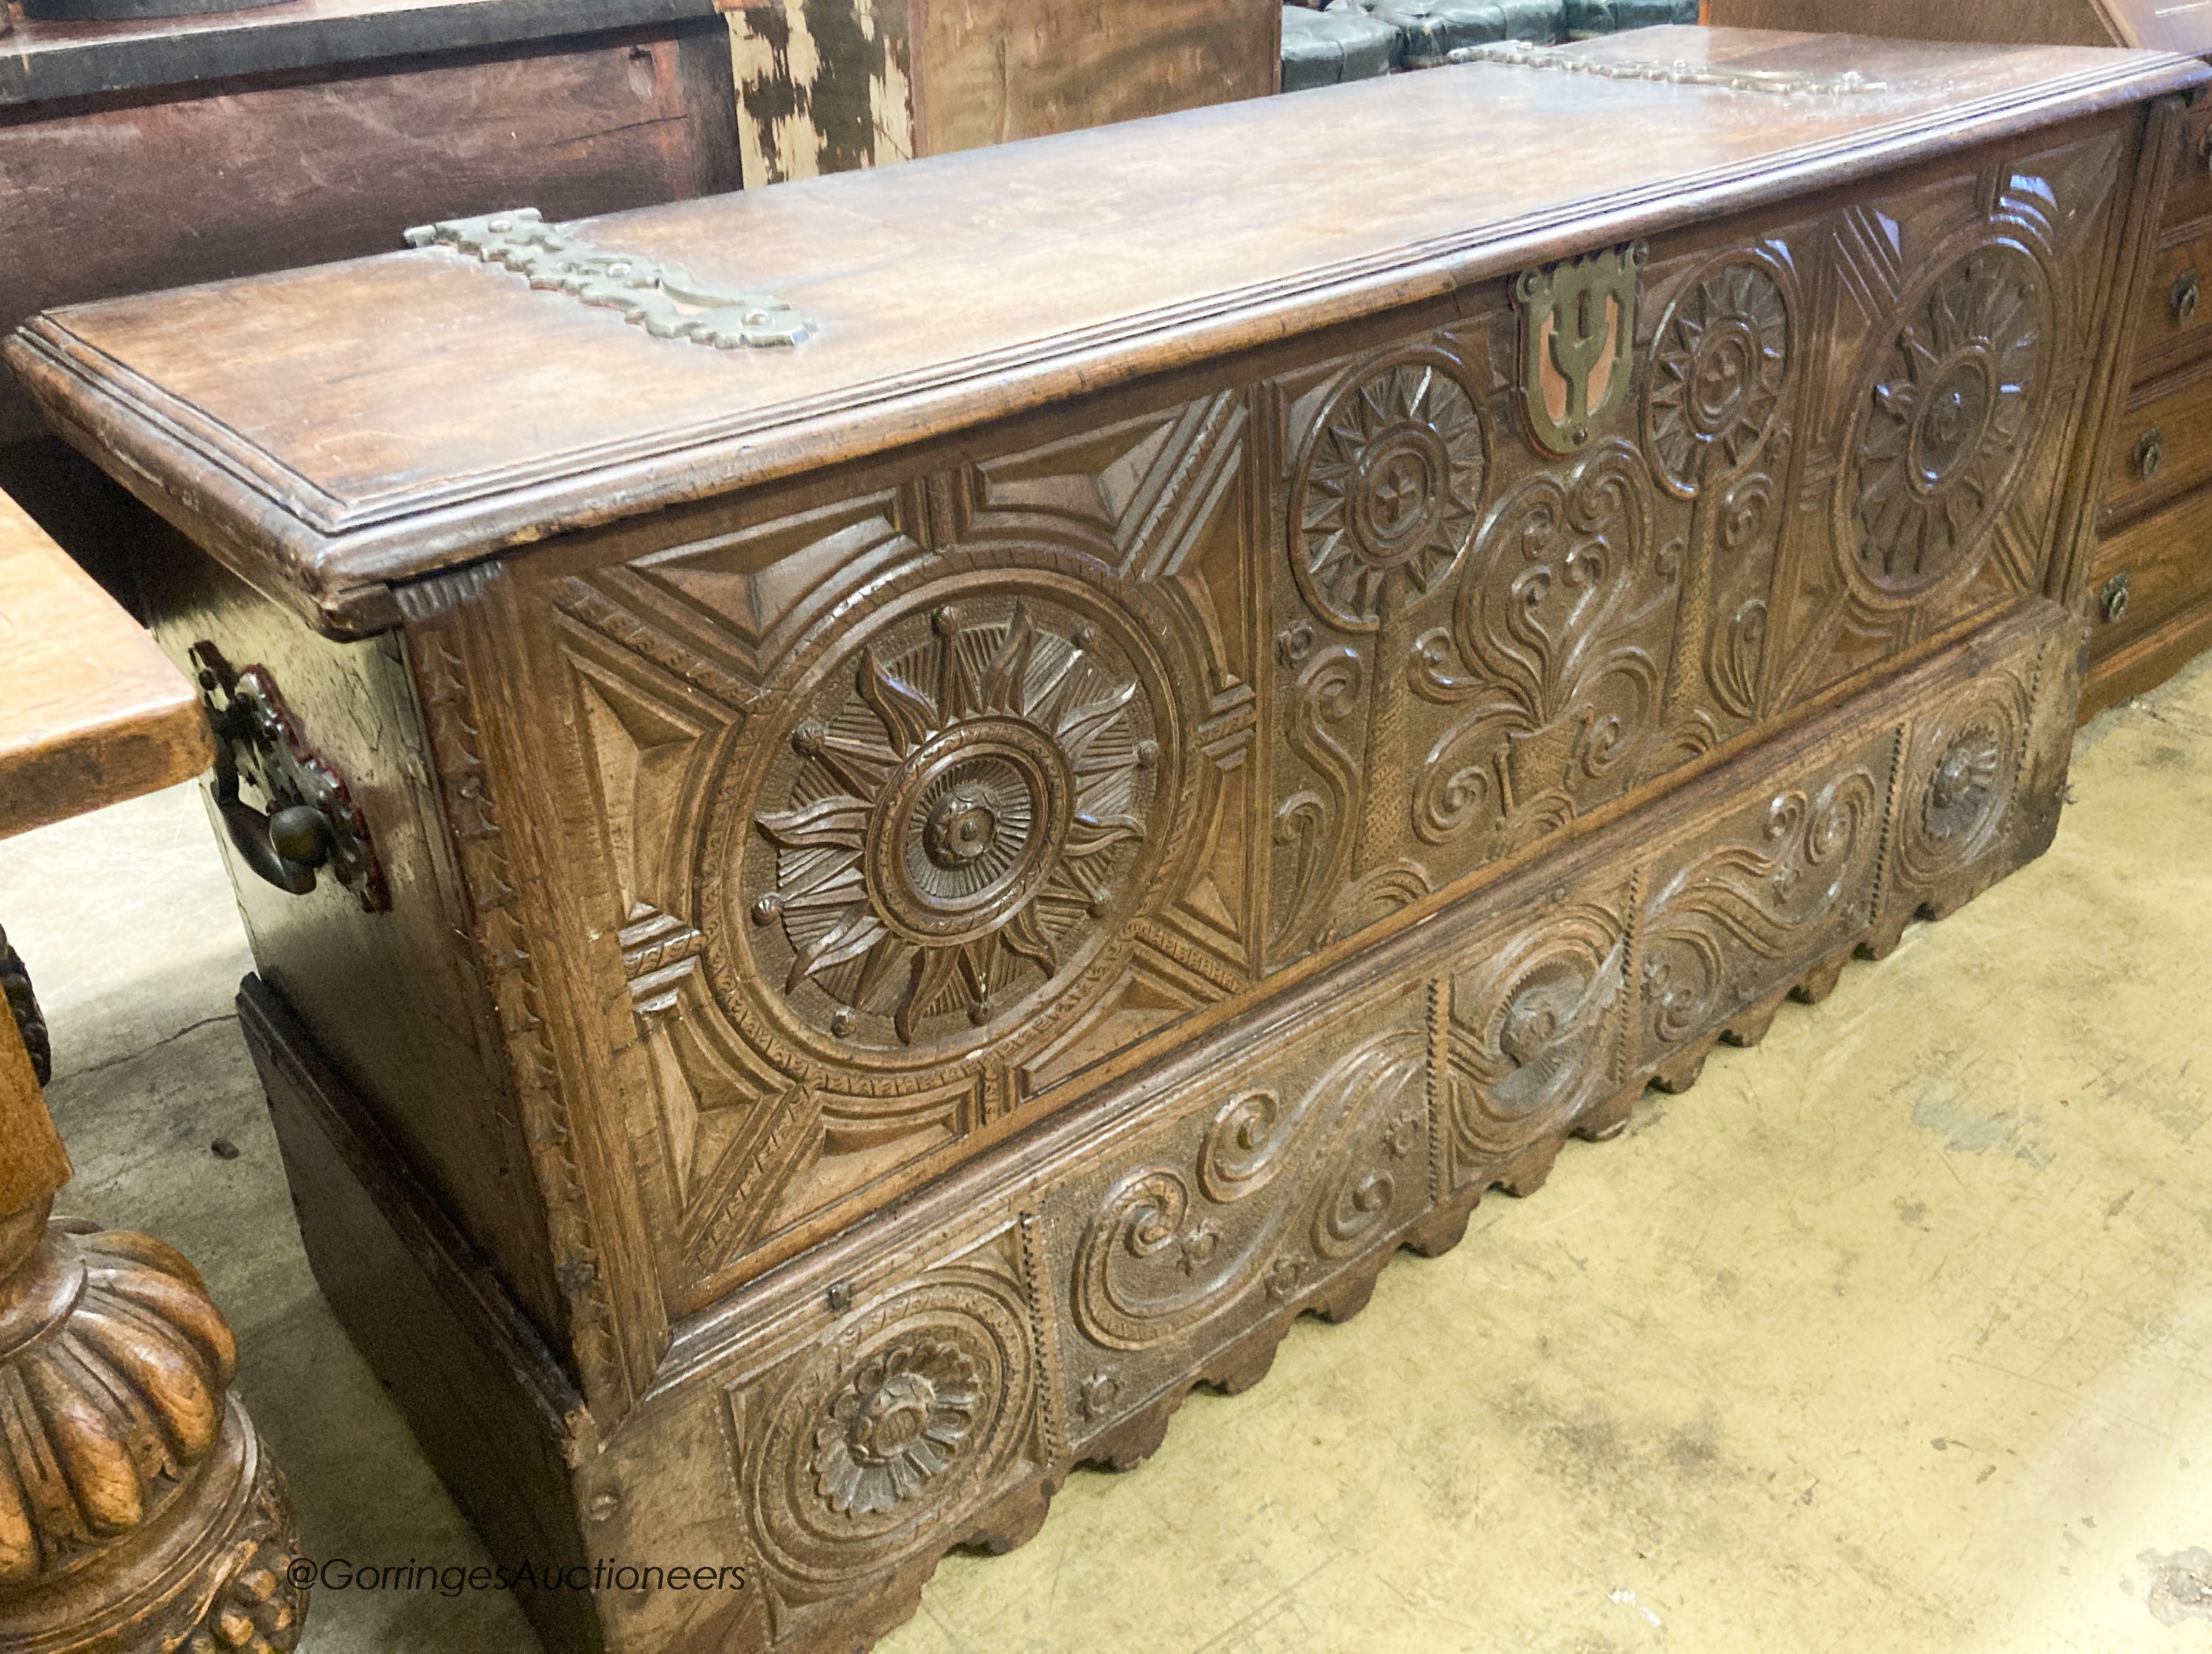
[0,0,723,108]
[9,28,2202,634]
[0,21,740,452]
[1708,0,2212,54]
[0,486,211,839]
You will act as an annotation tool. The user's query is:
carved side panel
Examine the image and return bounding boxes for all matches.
[559,395,1259,1305]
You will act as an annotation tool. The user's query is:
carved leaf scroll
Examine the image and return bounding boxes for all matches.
[1413,439,1676,852]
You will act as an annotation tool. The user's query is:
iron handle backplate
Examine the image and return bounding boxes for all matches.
[192,643,389,912]
[2101,571,2132,625]
[2135,427,2166,482]
[2176,271,2203,326]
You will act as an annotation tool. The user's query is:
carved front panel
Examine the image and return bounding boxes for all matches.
[1052,986,1432,1449]
[1263,132,2123,973]
[610,598,2080,1654]
[560,400,1260,1307]
[1763,135,2125,703]
[1635,733,1892,1067]
[544,127,2124,1309]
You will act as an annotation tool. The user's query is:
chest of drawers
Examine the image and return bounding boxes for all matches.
[8,28,2196,1652]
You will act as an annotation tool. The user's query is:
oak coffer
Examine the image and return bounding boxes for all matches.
[7,27,2200,1653]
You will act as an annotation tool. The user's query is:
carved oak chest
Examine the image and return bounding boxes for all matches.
[8,28,2200,1653]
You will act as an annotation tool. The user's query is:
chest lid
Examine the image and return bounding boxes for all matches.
[9,26,2204,635]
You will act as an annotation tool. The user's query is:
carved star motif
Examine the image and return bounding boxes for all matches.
[757,603,1151,1044]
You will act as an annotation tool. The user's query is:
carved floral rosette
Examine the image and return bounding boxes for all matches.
[1891,654,2037,893]
[704,567,1188,1076]
[1288,347,1489,634]
[1837,235,2053,605]
[735,1260,1040,1618]
[1644,249,1796,500]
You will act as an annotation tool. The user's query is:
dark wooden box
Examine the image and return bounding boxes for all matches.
[8,28,2199,1653]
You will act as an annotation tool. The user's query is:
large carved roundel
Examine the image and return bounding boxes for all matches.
[1645,252,1793,498]
[1292,349,1489,633]
[712,578,1172,1066]
[1843,240,2051,600]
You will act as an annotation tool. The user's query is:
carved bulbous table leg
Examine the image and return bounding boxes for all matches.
[0,937,307,1654]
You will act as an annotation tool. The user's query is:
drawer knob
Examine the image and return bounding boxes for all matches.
[2134,426,2166,482]
[2101,571,2132,625]
[2175,271,2203,325]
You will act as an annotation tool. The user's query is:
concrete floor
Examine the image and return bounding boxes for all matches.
[3,649,2208,1654]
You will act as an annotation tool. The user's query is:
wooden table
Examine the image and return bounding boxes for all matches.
[0,488,307,1654]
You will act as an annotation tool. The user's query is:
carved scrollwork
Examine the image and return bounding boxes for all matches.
[1893,664,2032,889]
[734,594,1166,1054]
[1844,240,2051,600]
[1413,439,1674,849]
[745,1272,1037,1596]
[1646,253,1793,498]
[1071,1032,1424,1352]
[1639,767,1881,1049]
[1447,900,1627,1177]
[1271,646,1364,955]
[1706,468,1781,722]
[1290,350,1489,633]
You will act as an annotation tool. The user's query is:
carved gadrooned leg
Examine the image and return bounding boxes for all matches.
[0,1209,307,1654]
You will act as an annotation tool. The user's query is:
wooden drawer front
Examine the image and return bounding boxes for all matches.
[2104,365,2212,522]
[2137,228,2212,376]
[2090,483,2212,663]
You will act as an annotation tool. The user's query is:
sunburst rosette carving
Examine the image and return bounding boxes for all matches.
[1893,667,2031,889]
[719,584,1175,1066]
[741,1272,1037,1602]
[1842,239,2051,602]
[1644,251,1794,498]
[1292,349,1489,633]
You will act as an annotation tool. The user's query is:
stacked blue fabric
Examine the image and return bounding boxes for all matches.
[1282,0,1700,90]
